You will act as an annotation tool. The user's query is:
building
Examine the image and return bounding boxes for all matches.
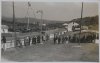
[45,28,67,39]
[1,25,9,33]
[82,26,88,30]
[63,22,79,31]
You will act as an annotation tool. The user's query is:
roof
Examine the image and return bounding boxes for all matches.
[45,28,67,34]
[67,22,79,27]
[2,25,9,29]
[63,23,68,26]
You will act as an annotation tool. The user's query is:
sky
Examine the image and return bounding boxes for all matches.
[2,2,98,21]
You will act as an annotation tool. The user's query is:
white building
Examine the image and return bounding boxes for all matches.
[64,22,79,31]
[82,26,88,30]
[1,25,9,33]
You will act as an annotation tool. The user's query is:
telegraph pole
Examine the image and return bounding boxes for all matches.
[27,12,30,30]
[41,10,43,32]
[79,2,83,45]
[13,1,15,32]
[13,1,17,47]
[37,10,43,44]
[27,2,31,30]
[40,10,43,44]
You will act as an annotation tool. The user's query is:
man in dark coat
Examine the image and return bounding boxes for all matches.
[46,34,49,41]
[68,35,71,42]
[58,36,61,44]
[37,35,40,43]
[32,36,37,44]
[2,36,6,51]
[89,34,93,43]
[72,35,76,43]
[54,35,57,44]
[24,37,26,46]
[24,37,29,46]
[28,36,31,45]
[62,36,65,44]
[82,35,86,43]
[92,33,96,43]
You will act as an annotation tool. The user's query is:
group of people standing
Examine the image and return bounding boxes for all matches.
[1,32,98,51]
[70,32,97,43]
[54,34,70,44]
[16,34,49,47]
[53,32,98,44]
[1,34,49,51]
[23,35,41,46]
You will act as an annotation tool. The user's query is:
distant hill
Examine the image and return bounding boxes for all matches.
[66,15,98,26]
[2,17,65,24]
[2,15,98,32]
[64,15,98,31]
[2,17,66,32]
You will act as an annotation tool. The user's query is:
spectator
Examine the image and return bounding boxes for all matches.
[58,36,61,44]
[28,36,31,45]
[62,36,65,44]
[16,37,22,48]
[68,35,71,42]
[32,36,37,44]
[1,36,6,51]
[24,37,29,46]
[42,35,46,42]
[37,35,40,43]
[46,34,49,41]
[65,36,68,44]
[54,34,57,44]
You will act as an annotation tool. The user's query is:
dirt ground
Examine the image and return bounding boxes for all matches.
[1,40,99,62]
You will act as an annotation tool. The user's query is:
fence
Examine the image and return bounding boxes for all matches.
[1,34,49,50]
[2,39,25,49]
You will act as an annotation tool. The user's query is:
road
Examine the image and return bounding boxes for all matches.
[1,39,99,62]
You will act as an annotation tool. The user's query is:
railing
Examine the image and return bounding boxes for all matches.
[2,39,25,49]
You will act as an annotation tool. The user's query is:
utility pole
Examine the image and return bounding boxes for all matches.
[37,10,43,44]
[79,2,83,45]
[27,12,30,30]
[41,10,43,32]
[27,2,31,30]
[13,1,15,32]
[13,1,17,47]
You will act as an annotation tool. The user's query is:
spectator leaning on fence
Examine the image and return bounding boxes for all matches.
[16,37,22,48]
[1,36,6,51]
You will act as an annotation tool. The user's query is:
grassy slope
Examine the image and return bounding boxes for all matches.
[88,24,99,31]
[80,43,99,62]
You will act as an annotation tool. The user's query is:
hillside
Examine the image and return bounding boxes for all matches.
[65,15,99,31]
[2,17,65,32]
[73,15,98,26]
[2,17,65,24]
[2,15,98,32]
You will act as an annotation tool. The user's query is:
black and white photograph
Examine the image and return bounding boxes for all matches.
[1,0,99,62]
